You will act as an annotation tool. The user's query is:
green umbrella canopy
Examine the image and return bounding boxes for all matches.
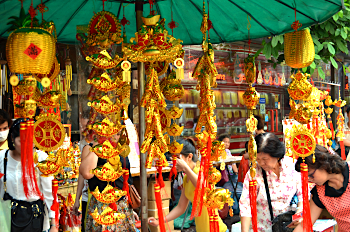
[0,0,343,45]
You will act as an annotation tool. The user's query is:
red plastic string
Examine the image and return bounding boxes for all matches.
[275,109,278,132]
[249,180,258,232]
[340,140,346,160]
[300,163,312,232]
[157,163,165,189]
[51,179,60,227]
[154,184,166,232]
[271,110,275,132]
[329,119,335,140]
[20,122,30,197]
[102,0,106,11]
[122,169,132,205]
[169,156,177,180]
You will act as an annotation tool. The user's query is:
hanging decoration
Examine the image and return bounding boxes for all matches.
[242,14,259,232]
[189,2,233,232]
[334,91,347,160]
[257,61,263,85]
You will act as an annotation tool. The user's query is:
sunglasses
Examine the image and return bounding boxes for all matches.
[308,169,317,179]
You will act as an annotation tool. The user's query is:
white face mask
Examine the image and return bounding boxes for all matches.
[0,129,9,142]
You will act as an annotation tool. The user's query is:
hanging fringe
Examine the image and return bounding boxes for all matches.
[249,180,258,232]
[50,179,60,227]
[122,169,132,205]
[340,140,346,160]
[329,119,335,140]
[155,183,166,232]
[300,163,312,232]
[169,155,177,180]
[157,162,165,189]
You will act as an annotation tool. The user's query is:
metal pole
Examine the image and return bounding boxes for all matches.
[135,1,147,231]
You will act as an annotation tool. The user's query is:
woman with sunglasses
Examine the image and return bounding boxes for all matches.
[294,145,350,232]
[147,138,228,232]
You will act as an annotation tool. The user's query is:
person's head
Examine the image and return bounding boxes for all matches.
[254,115,265,134]
[295,145,346,186]
[347,106,350,120]
[80,110,90,134]
[8,118,28,154]
[176,138,198,171]
[255,132,285,172]
[218,134,230,150]
[0,110,11,142]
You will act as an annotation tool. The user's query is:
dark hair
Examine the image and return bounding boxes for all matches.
[245,141,248,152]
[254,115,264,130]
[82,110,90,119]
[295,145,346,174]
[8,118,25,150]
[218,134,230,141]
[255,132,285,161]
[347,106,350,114]
[177,138,198,162]
[0,109,12,128]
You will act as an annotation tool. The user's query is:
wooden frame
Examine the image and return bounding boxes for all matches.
[63,124,71,138]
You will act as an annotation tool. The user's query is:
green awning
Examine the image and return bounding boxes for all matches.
[0,0,342,45]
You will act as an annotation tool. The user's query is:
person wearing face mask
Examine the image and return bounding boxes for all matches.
[148,138,229,232]
[0,118,57,232]
[239,133,303,232]
[0,109,12,150]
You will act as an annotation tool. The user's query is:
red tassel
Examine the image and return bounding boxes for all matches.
[340,140,346,160]
[20,122,29,197]
[28,120,42,199]
[275,109,278,132]
[214,211,219,232]
[157,161,165,189]
[122,169,132,205]
[109,202,118,211]
[329,119,335,140]
[60,205,67,225]
[169,156,177,180]
[50,179,60,227]
[300,163,312,232]
[249,180,258,232]
[154,183,166,232]
[271,110,275,132]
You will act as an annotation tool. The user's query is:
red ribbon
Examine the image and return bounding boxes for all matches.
[300,163,313,232]
[154,183,166,232]
[50,179,59,227]
[122,169,132,206]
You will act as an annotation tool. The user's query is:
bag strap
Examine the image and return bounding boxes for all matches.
[3,150,8,192]
[262,169,274,222]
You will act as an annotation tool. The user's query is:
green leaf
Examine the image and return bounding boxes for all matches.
[327,43,336,55]
[335,28,341,36]
[330,57,338,69]
[271,46,279,58]
[310,62,316,69]
[339,10,344,18]
[318,67,325,80]
[341,28,347,39]
[329,24,335,34]
[325,22,331,31]
[336,38,349,54]
[273,63,277,69]
[314,54,321,59]
[333,14,339,21]
[278,35,284,44]
[271,36,279,47]
[302,67,308,72]
[254,47,263,58]
[310,68,315,75]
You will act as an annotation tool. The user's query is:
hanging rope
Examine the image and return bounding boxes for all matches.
[207,0,213,39]
[247,15,251,52]
[29,0,37,28]
[102,0,106,11]
[37,0,49,22]
[168,0,178,36]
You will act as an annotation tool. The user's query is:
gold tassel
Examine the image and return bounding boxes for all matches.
[121,60,131,82]
[65,46,72,96]
[174,58,184,80]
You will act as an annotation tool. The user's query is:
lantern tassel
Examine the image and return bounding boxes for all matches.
[169,156,177,180]
[122,169,132,206]
[340,140,346,160]
[249,180,258,232]
[329,119,335,140]
[155,183,166,232]
[157,164,165,189]
[301,163,313,232]
[50,179,60,227]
